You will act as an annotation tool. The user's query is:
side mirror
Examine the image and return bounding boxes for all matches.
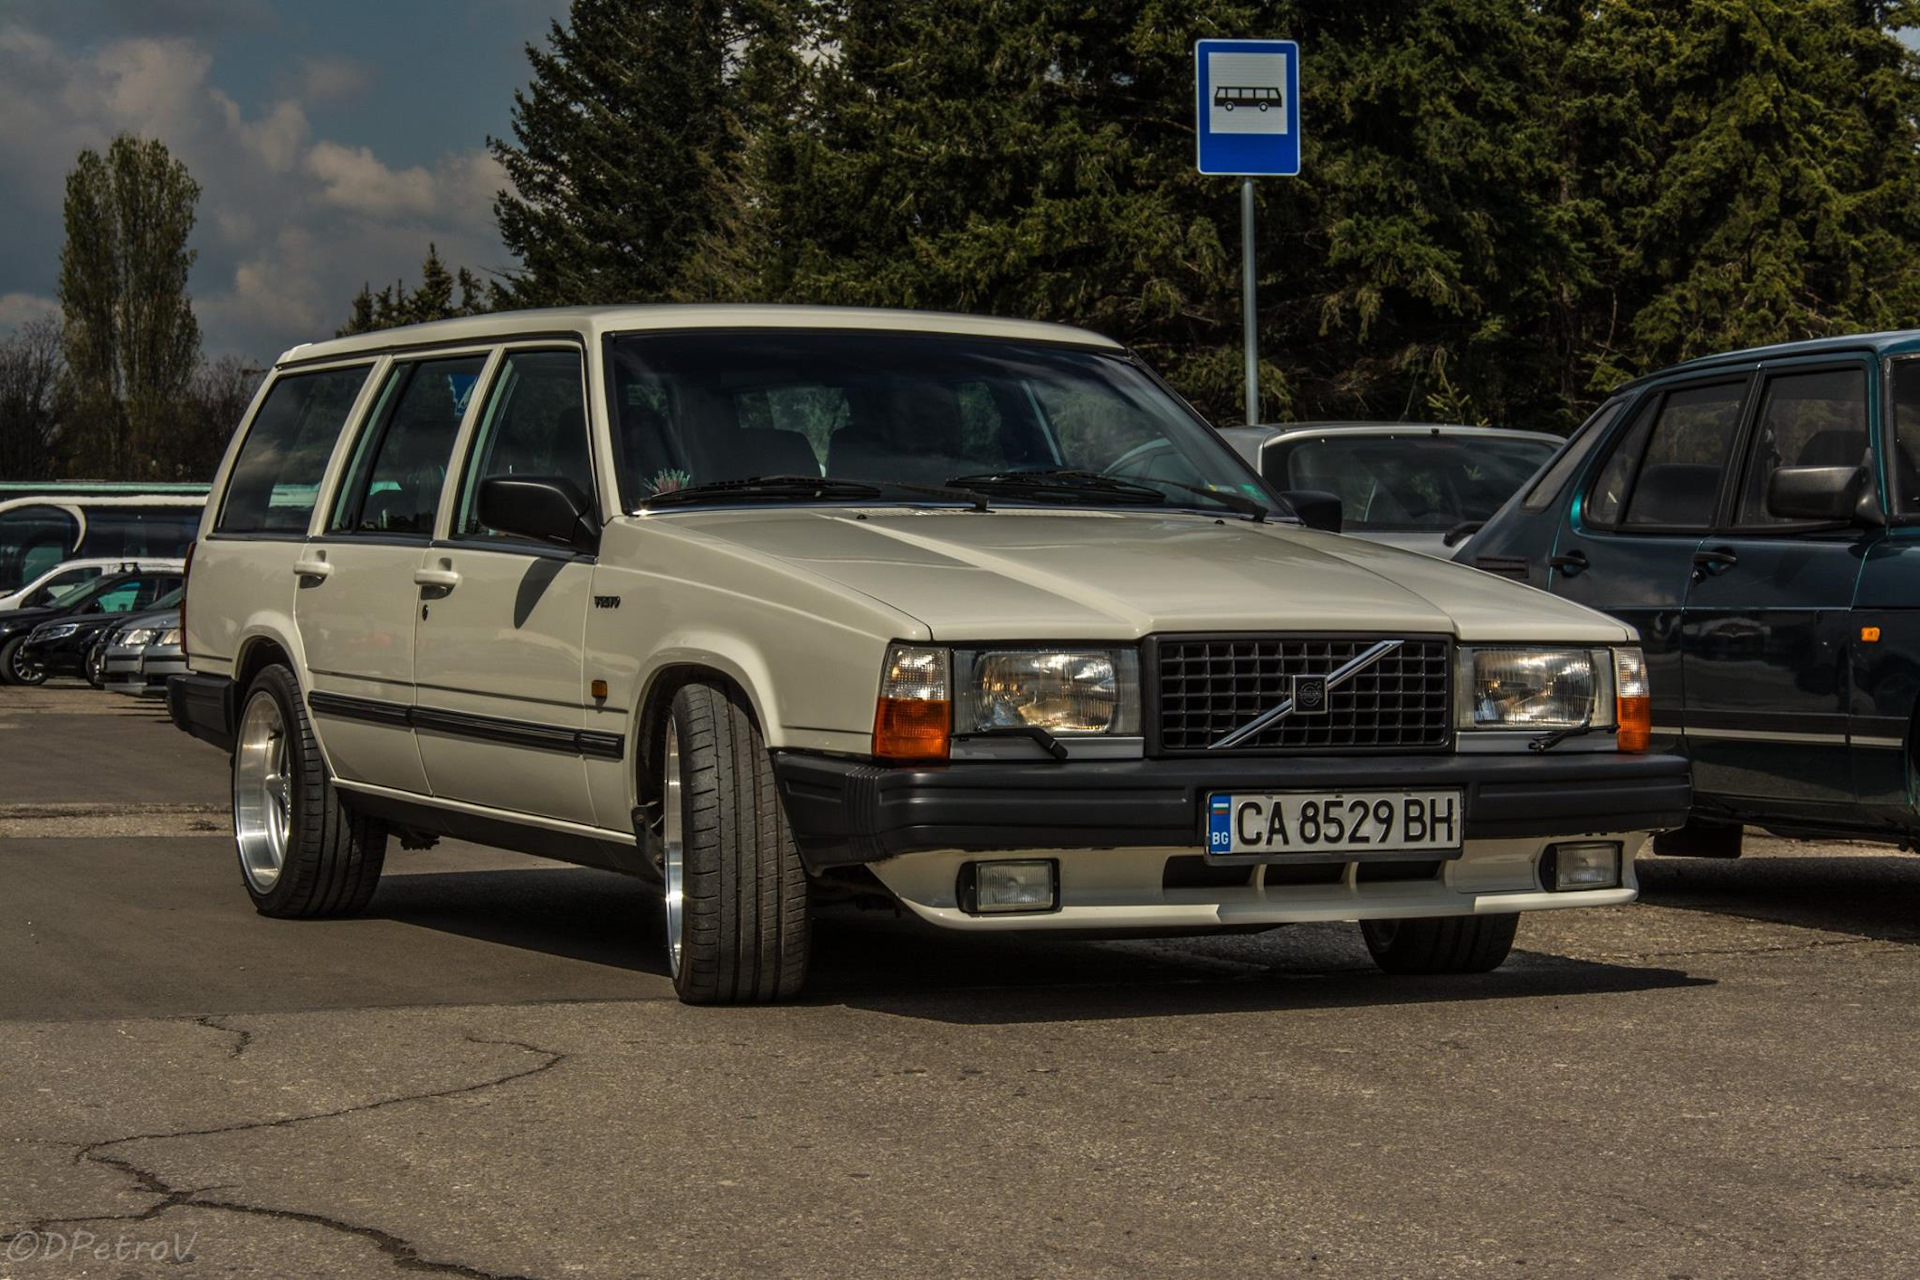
[477,476,598,552]
[1278,489,1343,534]
[1765,465,1879,525]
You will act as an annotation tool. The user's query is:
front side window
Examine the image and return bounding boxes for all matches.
[1268,434,1556,531]
[1585,381,1746,529]
[607,332,1273,518]
[81,574,180,614]
[1735,368,1869,526]
[455,349,594,539]
[217,365,370,535]
[331,355,486,536]
[1890,359,1920,516]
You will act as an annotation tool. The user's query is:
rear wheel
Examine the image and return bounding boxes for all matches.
[233,664,386,918]
[660,681,809,1003]
[1361,913,1518,975]
[0,635,45,686]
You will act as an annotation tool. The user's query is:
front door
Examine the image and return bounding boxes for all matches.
[1680,361,1876,811]
[413,346,599,826]
[1546,375,1752,749]
[296,352,488,792]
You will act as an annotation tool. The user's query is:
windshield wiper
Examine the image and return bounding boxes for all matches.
[946,468,1266,521]
[644,475,990,511]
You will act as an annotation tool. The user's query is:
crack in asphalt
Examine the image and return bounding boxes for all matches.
[2,1032,566,1279]
[192,1015,254,1059]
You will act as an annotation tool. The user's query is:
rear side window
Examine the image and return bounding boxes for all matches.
[331,356,486,536]
[216,366,371,534]
[1735,368,1868,525]
[455,349,595,539]
[1585,381,1746,529]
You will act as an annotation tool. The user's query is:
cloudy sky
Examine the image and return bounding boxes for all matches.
[0,0,569,361]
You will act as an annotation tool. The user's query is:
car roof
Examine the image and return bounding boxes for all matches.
[275,305,1125,367]
[1615,329,1920,391]
[1216,422,1561,446]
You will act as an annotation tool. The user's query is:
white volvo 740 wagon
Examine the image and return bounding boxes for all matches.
[169,306,1689,1002]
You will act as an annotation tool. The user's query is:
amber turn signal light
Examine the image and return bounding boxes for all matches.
[1613,647,1650,752]
[873,697,951,762]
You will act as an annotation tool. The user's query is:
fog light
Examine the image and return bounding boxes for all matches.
[1544,842,1621,891]
[965,860,1057,914]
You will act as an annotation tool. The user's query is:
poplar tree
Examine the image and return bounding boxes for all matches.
[57,135,201,478]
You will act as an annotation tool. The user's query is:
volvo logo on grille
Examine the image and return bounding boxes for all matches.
[1293,675,1329,713]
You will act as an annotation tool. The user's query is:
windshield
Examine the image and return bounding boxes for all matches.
[0,505,80,593]
[1269,434,1557,531]
[606,331,1277,517]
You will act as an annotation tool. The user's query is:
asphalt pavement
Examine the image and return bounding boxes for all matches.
[3,680,1918,1277]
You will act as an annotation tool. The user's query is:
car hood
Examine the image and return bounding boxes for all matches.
[640,508,1631,643]
[0,605,57,635]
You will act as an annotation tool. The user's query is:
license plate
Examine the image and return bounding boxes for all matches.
[1206,790,1462,857]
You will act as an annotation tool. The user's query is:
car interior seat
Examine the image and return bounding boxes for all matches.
[1626,463,1722,525]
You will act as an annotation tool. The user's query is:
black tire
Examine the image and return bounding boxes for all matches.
[1361,913,1518,975]
[664,681,809,1003]
[236,664,387,918]
[0,635,46,686]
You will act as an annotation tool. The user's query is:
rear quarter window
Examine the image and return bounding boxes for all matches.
[216,365,371,535]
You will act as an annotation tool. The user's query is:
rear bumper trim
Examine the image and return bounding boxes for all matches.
[167,673,236,754]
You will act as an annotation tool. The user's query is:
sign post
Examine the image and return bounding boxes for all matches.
[1195,38,1301,426]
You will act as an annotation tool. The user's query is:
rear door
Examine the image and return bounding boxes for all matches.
[1546,374,1753,748]
[412,345,600,825]
[295,351,489,793]
[1680,359,1876,810]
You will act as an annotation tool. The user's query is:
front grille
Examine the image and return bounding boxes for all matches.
[1152,635,1452,755]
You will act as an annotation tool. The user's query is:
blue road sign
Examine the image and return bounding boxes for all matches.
[1194,39,1300,177]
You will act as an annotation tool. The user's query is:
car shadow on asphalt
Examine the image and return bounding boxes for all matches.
[369,867,1708,1022]
[1636,853,1920,947]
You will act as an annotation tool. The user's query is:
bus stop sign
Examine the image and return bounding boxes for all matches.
[1194,39,1300,177]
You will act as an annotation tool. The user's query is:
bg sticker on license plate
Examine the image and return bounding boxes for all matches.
[1206,790,1462,857]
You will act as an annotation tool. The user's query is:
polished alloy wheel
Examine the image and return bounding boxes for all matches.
[234,690,292,892]
[662,721,685,977]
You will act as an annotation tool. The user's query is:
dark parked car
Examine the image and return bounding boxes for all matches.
[1461,331,1920,854]
[100,603,184,695]
[0,569,184,685]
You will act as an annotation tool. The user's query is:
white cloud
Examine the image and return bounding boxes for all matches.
[295,55,373,103]
[0,20,511,360]
[0,292,60,332]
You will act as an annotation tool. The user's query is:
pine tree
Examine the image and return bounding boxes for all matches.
[490,0,806,305]
[336,244,494,336]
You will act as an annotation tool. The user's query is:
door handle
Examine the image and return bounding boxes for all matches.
[1547,550,1588,576]
[1691,547,1738,580]
[292,557,332,581]
[413,567,461,591]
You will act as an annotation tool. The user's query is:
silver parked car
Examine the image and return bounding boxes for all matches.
[103,608,183,697]
[1216,423,1561,556]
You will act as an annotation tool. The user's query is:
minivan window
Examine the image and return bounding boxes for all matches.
[455,349,593,539]
[217,366,371,535]
[331,356,486,536]
[1736,368,1868,525]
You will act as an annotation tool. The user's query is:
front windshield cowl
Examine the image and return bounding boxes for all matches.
[607,329,1278,521]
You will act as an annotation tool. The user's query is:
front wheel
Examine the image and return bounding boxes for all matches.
[660,681,810,1003]
[0,635,46,686]
[233,664,386,918]
[1361,914,1518,975]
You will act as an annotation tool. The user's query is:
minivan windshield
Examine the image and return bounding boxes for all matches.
[606,331,1278,519]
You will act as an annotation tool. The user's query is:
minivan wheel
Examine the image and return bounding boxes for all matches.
[0,635,46,686]
[233,664,386,918]
[1360,913,1518,975]
[660,681,810,1003]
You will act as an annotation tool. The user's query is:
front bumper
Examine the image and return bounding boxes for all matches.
[773,750,1692,869]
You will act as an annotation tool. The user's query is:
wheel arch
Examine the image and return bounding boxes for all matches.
[630,659,767,828]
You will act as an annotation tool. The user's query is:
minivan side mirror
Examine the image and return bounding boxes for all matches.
[1765,464,1881,525]
[1278,489,1343,534]
[477,476,599,552]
